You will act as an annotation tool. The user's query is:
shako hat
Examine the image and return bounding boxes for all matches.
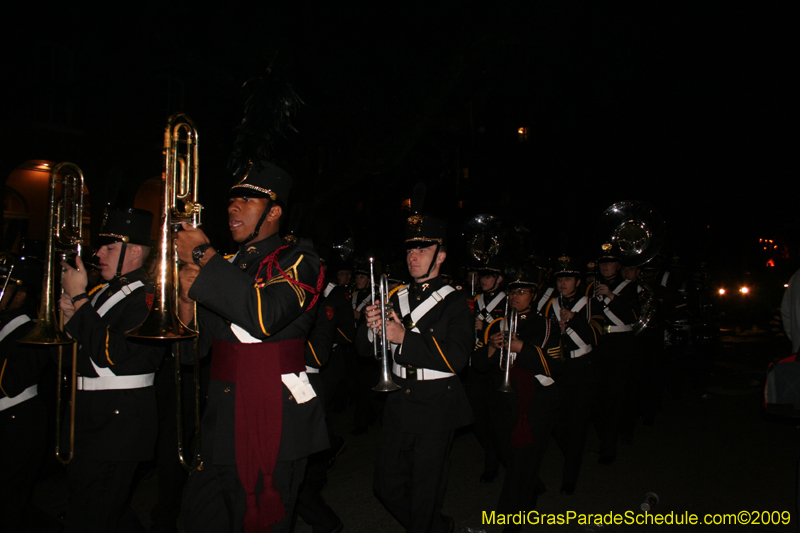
[404,215,446,249]
[554,255,582,278]
[97,208,153,247]
[229,162,292,204]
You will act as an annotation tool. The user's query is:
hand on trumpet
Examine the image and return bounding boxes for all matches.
[175,222,215,266]
[487,330,523,358]
[364,302,405,345]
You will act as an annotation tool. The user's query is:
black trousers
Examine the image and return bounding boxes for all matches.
[65,457,143,533]
[183,458,307,533]
[374,425,454,533]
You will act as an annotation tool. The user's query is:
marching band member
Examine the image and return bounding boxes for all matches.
[544,255,603,495]
[59,207,165,532]
[360,215,473,533]
[473,263,563,533]
[176,165,328,533]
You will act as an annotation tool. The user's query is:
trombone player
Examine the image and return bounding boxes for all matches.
[58,207,165,532]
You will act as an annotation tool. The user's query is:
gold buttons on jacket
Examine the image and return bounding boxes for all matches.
[405,389,411,394]
[224,387,231,393]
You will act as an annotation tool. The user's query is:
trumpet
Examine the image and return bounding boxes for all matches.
[128,113,203,472]
[369,257,400,392]
[497,300,518,394]
[19,162,85,465]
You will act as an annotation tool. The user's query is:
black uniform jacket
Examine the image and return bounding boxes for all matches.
[543,294,602,355]
[472,308,564,382]
[0,306,52,426]
[305,296,337,370]
[596,275,640,327]
[64,268,165,462]
[474,288,506,349]
[357,275,474,433]
[189,233,328,464]
[327,284,355,346]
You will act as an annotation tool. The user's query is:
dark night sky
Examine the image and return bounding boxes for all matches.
[2,3,795,276]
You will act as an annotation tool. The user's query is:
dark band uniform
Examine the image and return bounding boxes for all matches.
[183,166,327,533]
[472,279,563,524]
[63,208,165,532]
[358,215,473,533]
[543,255,604,493]
[0,257,51,532]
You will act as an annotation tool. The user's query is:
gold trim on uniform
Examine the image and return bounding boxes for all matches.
[256,255,308,336]
[231,183,277,200]
[308,341,321,367]
[105,327,114,365]
[432,336,455,373]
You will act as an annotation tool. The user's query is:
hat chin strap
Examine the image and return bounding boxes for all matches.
[115,242,127,279]
[424,243,441,279]
[241,201,272,245]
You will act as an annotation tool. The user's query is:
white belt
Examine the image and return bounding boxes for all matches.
[535,375,555,386]
[392,362,454,381]
[606,324,633,333]
[305,365,320,374]
[0,384,37,411]
[76,373,155,391]
[570,345,593,358]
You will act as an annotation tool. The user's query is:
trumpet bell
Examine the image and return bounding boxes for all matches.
[19,316,74,345]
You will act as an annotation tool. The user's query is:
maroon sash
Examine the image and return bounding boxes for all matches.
[211,338,305,532]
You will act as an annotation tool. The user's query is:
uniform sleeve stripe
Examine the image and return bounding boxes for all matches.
[432,336,455,373]
[105,327,114,365]
[255,284,270,336]
[337,328,352,343]
[537,346,550,376]
[308,342,321,366]
[0,359,8,397]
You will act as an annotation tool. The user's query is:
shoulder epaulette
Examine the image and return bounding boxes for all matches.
[389,284,407,299]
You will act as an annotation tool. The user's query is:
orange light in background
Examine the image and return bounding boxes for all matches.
[517,127,528,142]
[766,258,775,267]
[740,286,749,294]
[718,288,726,295]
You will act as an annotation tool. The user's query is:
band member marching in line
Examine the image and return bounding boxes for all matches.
[176,164,328,533]
[592,244,640,465]
[59,207,166,532]
[465,257,507,483]
[473,261,563,533]
[543,255,604,495]
[0,255,52,532]
[359,215,473,533]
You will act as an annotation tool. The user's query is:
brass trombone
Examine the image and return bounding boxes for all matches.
[19,162,85,465]
[497,300,518,394]
[128,113,203,472]
[369,257,400,392]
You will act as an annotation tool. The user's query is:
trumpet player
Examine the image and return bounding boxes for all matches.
[58,207,166,532]
[359,215,473,533]
[471,264,563,533]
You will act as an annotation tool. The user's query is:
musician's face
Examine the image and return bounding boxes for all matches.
[406,244,444,282]
[557,276,580,298]
[355,273,369,290]
[599,261,619,278]
[480,273,499,292]
[508,287,534,312]
[621,266,639,281]
[336,270,351,286]
[95,242,123,281]
[228,197,275,243]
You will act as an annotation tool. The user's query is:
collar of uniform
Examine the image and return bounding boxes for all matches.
[561,294,578,307]
[601,274,618,286]
[237,233,283,262]
[411,275,444,296]
[111,267,147,291]
[518,307,531,319]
